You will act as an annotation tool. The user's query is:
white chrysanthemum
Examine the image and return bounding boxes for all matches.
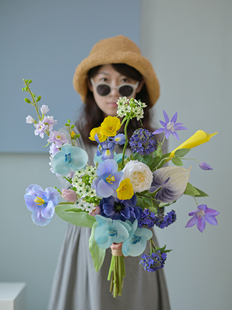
[122,160,153,192]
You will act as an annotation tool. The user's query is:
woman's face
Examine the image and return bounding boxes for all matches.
[88,64,144,117]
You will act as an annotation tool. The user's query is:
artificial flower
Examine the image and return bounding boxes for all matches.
[150,166,191,203]
[122,160,153,193]
[24,184,59,226]
[140,251,167,272]
[129,128,157,155]
[51,143,88,176]
[94,215,131,249]
[99,194,141,221]
[40,105,49,114]
[153,110,187,140]
[26,115,35,124]
[89,127,107,142]
[62,189,77,203]
[47,131,69,148]
[170,130,218,157]
[185,204,219,232]
[43,115,57,131]
[116,178,134,200]
[100,116,121,137]
[122,220,152,257]
[91,159,123,198]
[199,162,213,170]
[34,121,47,138]
[138,209,176,229]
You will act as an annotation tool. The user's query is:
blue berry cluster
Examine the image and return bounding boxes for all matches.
[138,209,176,229]
[140,251,167,272]
[129,128,157,155]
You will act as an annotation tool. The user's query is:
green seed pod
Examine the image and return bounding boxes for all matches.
[36,96,41,102]
[24,98,31,103]
[28,79,32,84]
[71,124,75,129]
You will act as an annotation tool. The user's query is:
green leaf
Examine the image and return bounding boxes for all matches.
[184,182,200,196]
[89,222,106,272]
[171,157,183,166]
[133,153,154,167]
[191,186,208,197]
[174,148,190,157]
[55,203,96,228]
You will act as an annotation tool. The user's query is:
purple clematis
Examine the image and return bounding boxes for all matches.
[153,110,187,140]
[185,204,219,232]
[91,159,123,198]
[24,184,60,226]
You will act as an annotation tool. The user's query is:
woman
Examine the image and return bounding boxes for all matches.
[48,35,170,310]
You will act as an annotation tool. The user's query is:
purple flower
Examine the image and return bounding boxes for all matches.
[199,162,213,170]
[99,194,141,221]
[24,184,60,226]
[138,209,176,229]
[91,159,123,198]
[129,128,157,155]
[153,110,187,140]
[140,251,167,272]
[34,121,48,138]
[185,204,219,232]
[47,131,69,148]
[43,116,57,131]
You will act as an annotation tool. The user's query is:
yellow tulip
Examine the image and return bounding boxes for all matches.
[170,130,218,157]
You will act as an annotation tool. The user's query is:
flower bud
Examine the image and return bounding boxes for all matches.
[62,189,77,203]
[40,105,49,114]
[26,115,35,124]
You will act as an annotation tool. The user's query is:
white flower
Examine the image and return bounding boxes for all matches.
[40,105,49,114]
[74,198,96,213]
[122,160,153,192]
[151,166,191,203]
[26,115,35,124]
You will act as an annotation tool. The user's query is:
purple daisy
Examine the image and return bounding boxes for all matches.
[153,110,187,140]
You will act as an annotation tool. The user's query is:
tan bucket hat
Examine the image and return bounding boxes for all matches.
[73,35,160,106]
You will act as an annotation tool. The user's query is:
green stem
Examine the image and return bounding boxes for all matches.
[121,117,130,167]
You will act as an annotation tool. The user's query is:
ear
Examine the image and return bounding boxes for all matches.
[136,80,145,93]
[87,78,93,92]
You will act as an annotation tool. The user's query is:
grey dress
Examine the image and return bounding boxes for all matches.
[48,126,170,310]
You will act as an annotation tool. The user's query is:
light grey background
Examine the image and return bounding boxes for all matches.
[1,0,232,310]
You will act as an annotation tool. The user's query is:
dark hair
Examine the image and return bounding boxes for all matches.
[75,63,154,145]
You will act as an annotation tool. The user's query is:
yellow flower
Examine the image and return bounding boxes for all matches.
[89,127,107,142]
[100,116,121,137]
[170,130,218,157]
[71,130,76,138]
[116,178,134,200]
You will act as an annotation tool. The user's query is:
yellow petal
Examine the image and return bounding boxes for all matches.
[101,116,121,137]
[89,127,107,142]
[170,130,218,157]
[116,178,134,200]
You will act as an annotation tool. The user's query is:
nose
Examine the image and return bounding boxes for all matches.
[109,85,120,97]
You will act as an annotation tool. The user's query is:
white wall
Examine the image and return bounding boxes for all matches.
[141,1,232,309]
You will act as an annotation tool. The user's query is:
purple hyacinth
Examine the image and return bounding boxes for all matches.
[153,110,187,140]
[140,251,167,272]
[129,128,157,155]
[138,209,176,229]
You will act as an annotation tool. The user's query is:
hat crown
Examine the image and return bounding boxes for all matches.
[89,35,141,56]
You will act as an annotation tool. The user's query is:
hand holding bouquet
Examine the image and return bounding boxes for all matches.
[22,79,219,297]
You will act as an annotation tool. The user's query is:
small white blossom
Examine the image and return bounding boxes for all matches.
[40,105,49,114]
[26,115,35,124]
[74,198,96,213]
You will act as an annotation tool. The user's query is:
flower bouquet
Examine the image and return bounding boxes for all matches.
[22,79,219,297]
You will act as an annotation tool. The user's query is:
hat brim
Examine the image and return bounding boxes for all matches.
[73,51,160,106]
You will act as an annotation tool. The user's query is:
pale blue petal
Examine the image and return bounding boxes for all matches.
[31,210,51,226]
[24,195,38,211]
[25,184,44,196]
[96,179,113,198]
[41,201,55,219]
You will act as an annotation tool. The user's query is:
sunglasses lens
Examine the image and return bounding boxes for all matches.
[96,84,111,96]
[119,85,134,97]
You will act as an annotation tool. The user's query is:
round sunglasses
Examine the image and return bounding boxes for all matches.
[90,79,139,97]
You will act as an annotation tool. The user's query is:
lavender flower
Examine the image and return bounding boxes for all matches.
[185,204,219,232]
[40,105,49,114]
[153,110,187,140]
[43,115,57,131]
[129,128,157,155]
[34,121,48,138]
[26,115,35,124]
[199,162,213,170]
[140,251,167,272]
[47,131,69,148]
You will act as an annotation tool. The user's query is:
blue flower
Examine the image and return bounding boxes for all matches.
[153,110,187,140]
[94,215,131,249]
[129,128,157,155]
[140,251,167,272]
[91,159,123,198]
[122,220,152,257]
[24,184,60,226]
[95,134,125,161]
[99,194,141,221]
[51,143,88,176]
[199,162,213,170]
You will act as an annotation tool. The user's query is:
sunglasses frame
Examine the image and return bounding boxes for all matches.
[90,78,139,97]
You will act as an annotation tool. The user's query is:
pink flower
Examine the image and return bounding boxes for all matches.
[62,189,77,203]
[48,131,69,148]
[89,206,101,216]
